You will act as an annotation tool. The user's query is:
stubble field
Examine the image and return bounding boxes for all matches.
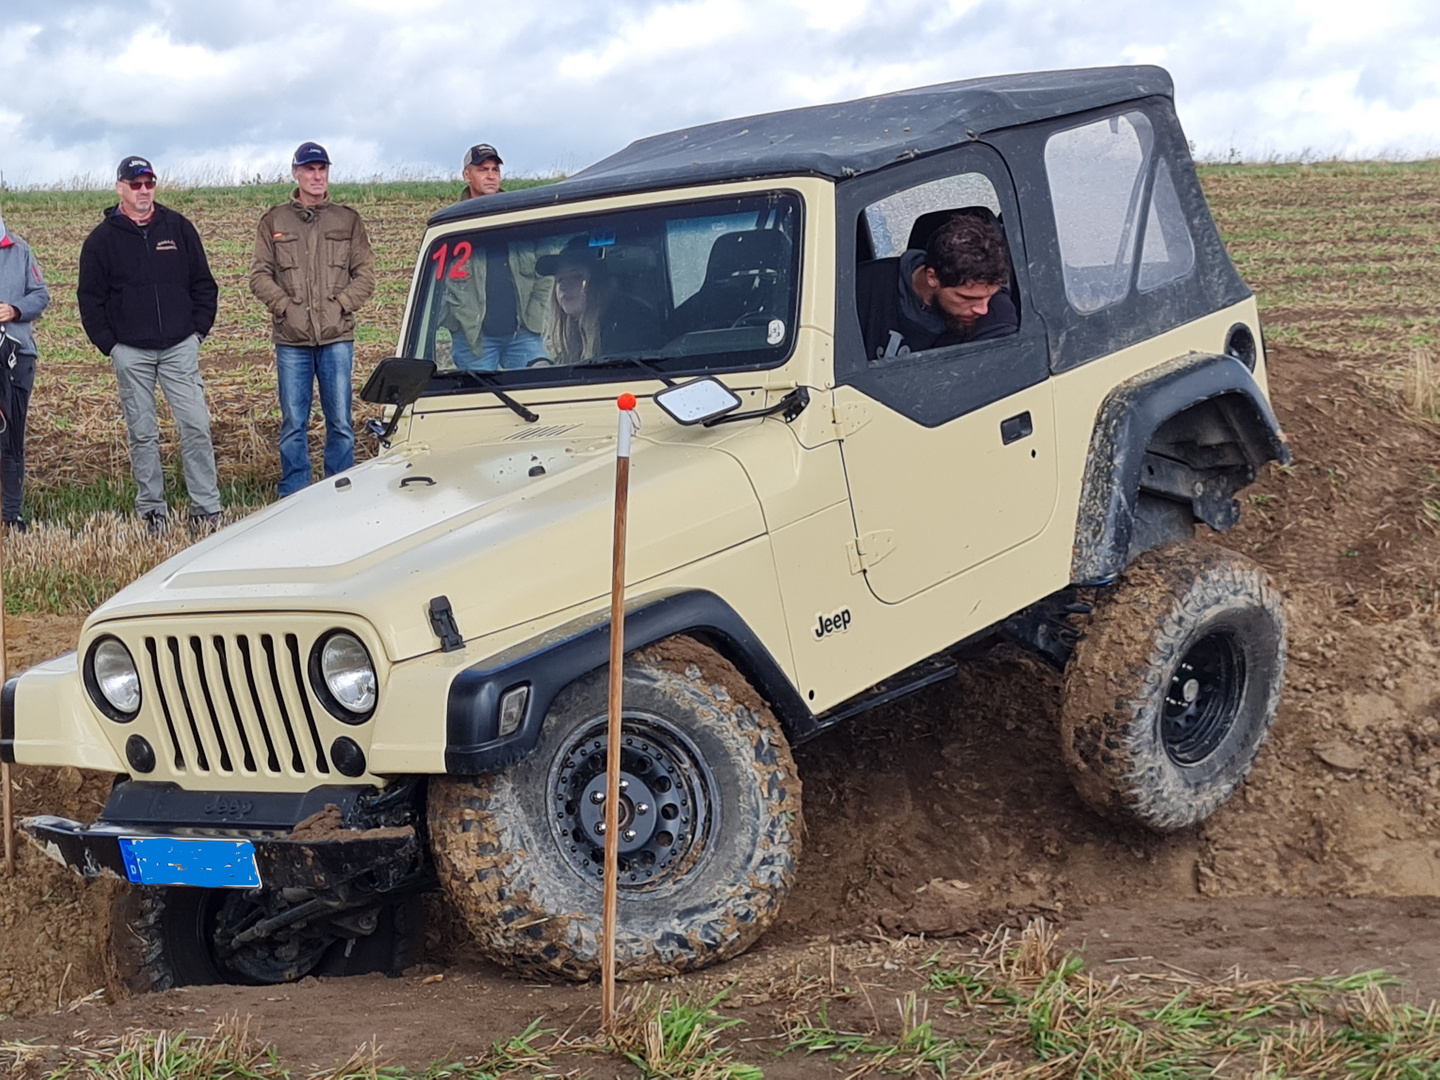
[0,161,1438,1077]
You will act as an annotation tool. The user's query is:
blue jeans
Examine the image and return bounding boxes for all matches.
[452,329,546,372]
[276,342,354,497]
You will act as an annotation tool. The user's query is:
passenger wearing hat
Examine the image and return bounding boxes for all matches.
[77,156,222,534]
[249,142,375,497]
[539,236,663,365]
[0,203,51,531]
[440,144,552,371]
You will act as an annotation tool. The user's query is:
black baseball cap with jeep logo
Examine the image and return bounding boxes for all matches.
[116,156,155,182]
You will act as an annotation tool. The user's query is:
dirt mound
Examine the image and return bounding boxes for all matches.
[0,616,119,1018]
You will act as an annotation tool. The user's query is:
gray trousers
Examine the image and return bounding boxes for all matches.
[111,335,221,517]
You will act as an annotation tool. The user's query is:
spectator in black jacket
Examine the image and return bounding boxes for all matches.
[856,212,1017,361]
[77,156,222,533]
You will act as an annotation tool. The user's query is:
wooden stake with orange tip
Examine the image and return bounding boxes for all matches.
[601,391,639,1030]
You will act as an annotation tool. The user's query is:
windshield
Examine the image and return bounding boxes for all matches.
[406,191,802,393]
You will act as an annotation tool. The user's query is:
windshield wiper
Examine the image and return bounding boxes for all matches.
[572,356,676,386]
[455,370,539,423]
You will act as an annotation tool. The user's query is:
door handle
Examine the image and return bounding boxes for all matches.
[1000,411,1033,445]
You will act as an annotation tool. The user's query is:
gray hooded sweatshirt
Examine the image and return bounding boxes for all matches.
[0,211,51,362]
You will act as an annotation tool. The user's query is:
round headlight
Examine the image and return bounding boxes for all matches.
[320,633,377,715]
[92,638,141,716]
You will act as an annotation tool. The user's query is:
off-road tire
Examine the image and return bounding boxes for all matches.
[428,639,803,981]
[1060,541,1286,830]
[111,886,424,991]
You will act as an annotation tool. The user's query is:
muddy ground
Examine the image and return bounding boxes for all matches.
[0,336,1436,1071]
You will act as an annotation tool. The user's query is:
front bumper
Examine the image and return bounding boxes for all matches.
[21,815,421,892]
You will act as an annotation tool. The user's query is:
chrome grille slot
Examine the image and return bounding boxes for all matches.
[203,633,259,777]
[285,634,330,775]
[143,637,186,770]
[226,633,282,777]
[245,635,305,774]
[198,633,257,777]
[170,636,230,772]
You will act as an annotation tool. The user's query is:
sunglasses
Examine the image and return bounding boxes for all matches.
[124,179,157,190]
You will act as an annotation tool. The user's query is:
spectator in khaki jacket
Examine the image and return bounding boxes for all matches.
[249,142,375,497]
[439,144,553,372]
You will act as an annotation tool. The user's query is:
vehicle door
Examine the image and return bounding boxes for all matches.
[833,145,1057,604]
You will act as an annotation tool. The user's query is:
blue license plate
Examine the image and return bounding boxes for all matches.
[118,836,262,889]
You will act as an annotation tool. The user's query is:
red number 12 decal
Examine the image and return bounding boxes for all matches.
[431,241,474,280]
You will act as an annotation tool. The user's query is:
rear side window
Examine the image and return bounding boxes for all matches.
[1044,111,1155,314]
[1137,159,1196,292]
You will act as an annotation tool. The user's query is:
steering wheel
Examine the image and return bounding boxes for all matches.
[730,311,775,330]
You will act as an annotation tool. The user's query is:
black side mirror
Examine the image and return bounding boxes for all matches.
[360,357,437,441]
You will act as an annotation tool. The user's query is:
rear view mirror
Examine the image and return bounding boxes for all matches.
[654,377,742,426]
[360,357,437,441]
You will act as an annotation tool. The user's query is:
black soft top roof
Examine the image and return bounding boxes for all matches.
[431,65,1173,226]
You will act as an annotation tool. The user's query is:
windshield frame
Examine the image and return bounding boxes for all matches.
[403,186,807,399]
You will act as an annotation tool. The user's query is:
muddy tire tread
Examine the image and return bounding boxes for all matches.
[1061,541,1287,830]
[428,639,803,981]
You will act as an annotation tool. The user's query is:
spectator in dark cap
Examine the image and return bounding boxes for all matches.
[249,141,375,497]
[77,156,222,534]
[461,143,503,200]
[442,142,552,370]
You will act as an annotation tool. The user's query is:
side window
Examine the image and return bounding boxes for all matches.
[862,174,1001,258]
[1137,158,1196,292]
[854,172,1017,362]
[1044,111,1155,314]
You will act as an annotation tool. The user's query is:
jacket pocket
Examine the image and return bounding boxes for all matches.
[273,236,302,299]
[324,230,352,299]
[317,296,353,342]
[111,284,155,343]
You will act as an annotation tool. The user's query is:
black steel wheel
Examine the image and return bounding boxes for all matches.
[547,714,715,889]
[1060,542,1286,830]
[1160,630,1245,766]
[428,639,803,981]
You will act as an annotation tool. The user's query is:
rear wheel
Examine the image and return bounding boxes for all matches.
[428,640,803,981]
[1060,542,1286,830]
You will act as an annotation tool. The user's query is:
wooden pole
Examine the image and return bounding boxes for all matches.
[601,393,638,1031]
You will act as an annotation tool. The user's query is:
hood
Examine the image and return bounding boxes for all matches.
[91,432,765,661]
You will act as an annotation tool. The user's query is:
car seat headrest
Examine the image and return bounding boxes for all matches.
[705,230,791,283]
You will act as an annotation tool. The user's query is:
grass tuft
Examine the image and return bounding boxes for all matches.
[2,510,252,614]
[1405,346,1439,419]
[607,987,762,1080]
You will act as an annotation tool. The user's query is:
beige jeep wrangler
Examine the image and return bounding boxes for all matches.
[7,65,1287,987]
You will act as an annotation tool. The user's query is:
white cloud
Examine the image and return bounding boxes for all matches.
[3,0,1440,188]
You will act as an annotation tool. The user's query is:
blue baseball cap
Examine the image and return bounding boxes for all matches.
[292,142,331,167]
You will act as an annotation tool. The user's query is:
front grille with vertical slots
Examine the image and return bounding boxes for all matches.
[142,632,333,778]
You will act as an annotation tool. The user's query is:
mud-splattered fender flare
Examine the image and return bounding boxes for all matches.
[1071,353,1290,585]
[444,590,815,774]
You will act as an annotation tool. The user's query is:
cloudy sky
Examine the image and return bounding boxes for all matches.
[5,0,1438,187]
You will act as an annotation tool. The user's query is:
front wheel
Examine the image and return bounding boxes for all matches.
[1060,542,1287,830]
[428,640,803,981]
[112,886,423,991]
